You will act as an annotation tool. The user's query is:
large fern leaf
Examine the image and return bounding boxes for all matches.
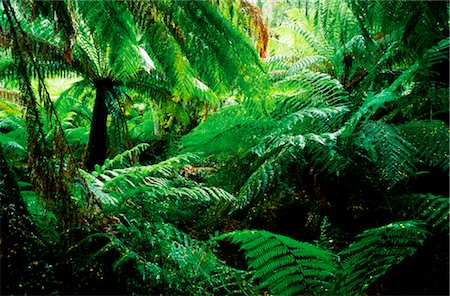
[217,229,339,296]
[397,120,449,172]
[394,194,450,232]
[355,121,418,189]
[339,220,429,295]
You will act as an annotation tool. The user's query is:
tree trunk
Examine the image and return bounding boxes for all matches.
[84,79,113,171]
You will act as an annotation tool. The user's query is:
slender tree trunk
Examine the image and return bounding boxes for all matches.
[84,79,112,171]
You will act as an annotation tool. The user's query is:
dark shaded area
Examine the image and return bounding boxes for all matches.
[0,147,53,294]
[369,232,449,295]
[52,228,129,295]
[213,157,449,295]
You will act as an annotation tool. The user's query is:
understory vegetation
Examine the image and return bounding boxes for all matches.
[1,0,448,295]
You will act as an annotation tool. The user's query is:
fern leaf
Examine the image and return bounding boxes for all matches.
[356,121,418,189]
[394,194,449,232]
[397,120,449,172]
[339,221,429,295]
[217,229,339,296]
[234,150,285,210]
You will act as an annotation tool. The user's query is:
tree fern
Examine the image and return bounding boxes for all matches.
[182,68,349,212]
[3,0,269,170]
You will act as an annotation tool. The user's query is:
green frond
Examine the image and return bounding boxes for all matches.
[354,121,418,189]
[342,69,418,137]
[125,72,171,103]
[0,138,26,153]
[216,229,339,295]
[394,194,449,232]
[75,1,140,79]
[0,114,27,157]
[81,151,233,217]
[268,55,328,78]
[419,37,450,73]
[397,120,449,172]
[85,181,119,207]
[0,57,19,84]
[179,1,267,96]
[270,105,349,133]
[282,21,330,57]
[64,126,89,146]
[98,153,200,180]
[181,104,272,158]
[339,220,429,295]
[273,69,348,107]
[103,143,150,169]
[234,149,285,210]
[130,0,268,99]
[306,0,356,43]
[214,221,431,296]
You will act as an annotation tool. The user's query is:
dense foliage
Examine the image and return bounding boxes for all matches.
[1,0,448,295]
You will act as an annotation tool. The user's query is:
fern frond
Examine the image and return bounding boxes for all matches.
[397,120,449,172]
[0,115,27,156]
[273,69,348,107]
[84,181,118,207]
[181,105,272,158]
[234,149,285,210]
[339,220,429,295]
[108,153,200,180]
[0,139,26,153]
[355,121,418,189]
[217,229,339,296]
[103,143,150,170]
[394,194,449,232]
[282,22,330,57]
[265,54,329,82]
[64,126,89,146]
[82,151,233,215]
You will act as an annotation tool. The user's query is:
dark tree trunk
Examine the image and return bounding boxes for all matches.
[0,146,50,294]
[84,79,113,171]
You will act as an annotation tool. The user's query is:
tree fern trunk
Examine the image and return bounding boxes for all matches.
[84,79,112,171]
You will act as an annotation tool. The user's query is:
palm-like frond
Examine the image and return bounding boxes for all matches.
[217,229,339,296]
[129,0,268,100]
[218,221,429,296]
[272,70,348,108]
[397,120,449,172]
[339,221,429,295]
[393,194,449,232]
[0,114,27,156]
[81,148,234,216]
[354,121,418,189]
